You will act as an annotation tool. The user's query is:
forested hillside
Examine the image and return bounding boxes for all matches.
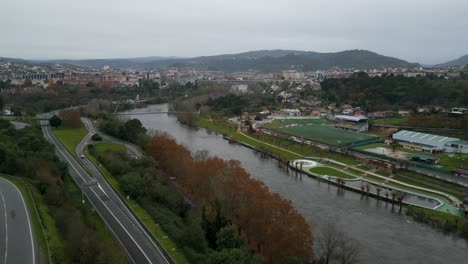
[320,73,468,111]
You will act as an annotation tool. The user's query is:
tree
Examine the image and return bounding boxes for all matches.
[0,96,3,112]
[316,222,343,264]
[124,119,147,142]
[120,172,146,198]
[0,120,11,129]
[315,222,360,264]
[23,79,33,87]
[10,105,23,116]
[145,135,313,263]
[207,248,251,264]
[91,133,102,141]
[216,225,247,250]
[49,115,62,128]
[59,109,81,128]
[390,140,399,152]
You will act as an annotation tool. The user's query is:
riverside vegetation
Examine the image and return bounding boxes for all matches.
[92,116,314,263]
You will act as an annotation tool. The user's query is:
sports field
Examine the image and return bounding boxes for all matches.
[264,119,378,146]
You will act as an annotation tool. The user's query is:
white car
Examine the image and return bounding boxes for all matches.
[80,154,85,159]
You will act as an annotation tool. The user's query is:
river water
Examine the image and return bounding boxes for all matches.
[124,104,468,264]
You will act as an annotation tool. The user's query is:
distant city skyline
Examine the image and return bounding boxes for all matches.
[2,0,468,64]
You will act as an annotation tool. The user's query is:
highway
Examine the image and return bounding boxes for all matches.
[41,121,172,264]
[0,177,37,264]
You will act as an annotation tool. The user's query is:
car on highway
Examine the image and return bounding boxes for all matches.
[80,154,85,159]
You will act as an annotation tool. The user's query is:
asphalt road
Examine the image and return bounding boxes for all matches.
[41,121,172,264]
[81,118,143,158]
[0,177,37,264]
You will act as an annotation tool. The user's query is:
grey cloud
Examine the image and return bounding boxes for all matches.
[2,0,468,64]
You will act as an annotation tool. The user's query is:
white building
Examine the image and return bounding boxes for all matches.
[392,130,468,154]
[283,109,301,117]
[283,70,305,80]
[230,84,248,94]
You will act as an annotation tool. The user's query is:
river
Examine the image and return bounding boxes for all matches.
[123,104,468,264]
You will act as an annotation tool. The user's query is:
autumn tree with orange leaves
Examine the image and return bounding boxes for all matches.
[59,109,81,128]
[146,136,313,263]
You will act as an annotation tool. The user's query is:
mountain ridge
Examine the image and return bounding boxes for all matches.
[434,54,468,67]
[1,49,420,71]
[143,49,420,72]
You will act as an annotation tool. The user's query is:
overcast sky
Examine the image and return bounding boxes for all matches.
[2,0,468,64]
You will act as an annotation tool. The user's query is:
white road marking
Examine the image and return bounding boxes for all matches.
[0,191,8,264]
[43,126,153,263]
[2,179,36,264]
[79,120,170,263]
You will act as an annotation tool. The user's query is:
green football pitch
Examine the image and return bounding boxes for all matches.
[264,119,378,146]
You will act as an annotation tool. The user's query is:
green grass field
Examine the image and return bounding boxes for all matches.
[309,167,358,179]
[52,125,87,154]
[196,118,362,165]
[94,143,126,156]
[264,119,378,146]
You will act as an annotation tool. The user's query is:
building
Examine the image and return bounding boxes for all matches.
[283,70,305,80]
[454,165,468,178]
[392,130,468,154]
[449,107,468,117]
[282,109,301,117]
[334,115,369,132]
[230,84,248,94]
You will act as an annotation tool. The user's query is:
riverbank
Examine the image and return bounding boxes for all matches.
[119,104,468,264]
[193,117,468,223]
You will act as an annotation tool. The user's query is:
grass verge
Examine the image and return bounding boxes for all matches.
[52,125,87,154]
[52,126,128,263]
[63,174,128,264]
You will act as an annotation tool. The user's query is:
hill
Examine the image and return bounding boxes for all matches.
[1,49,419,71]
[435,54,468,67]
[33,56,183,69]
[144,49,419,72]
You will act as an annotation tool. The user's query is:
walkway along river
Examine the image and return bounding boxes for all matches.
[123,104,468,264]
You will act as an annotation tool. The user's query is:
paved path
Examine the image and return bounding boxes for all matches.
[239,132,461,205]
[0,177,37,264]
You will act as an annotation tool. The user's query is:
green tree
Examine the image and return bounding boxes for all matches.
[390,140,399,152]
[125,119,146,140]
[216,225,247,250]
[91,133,102,141]
[49,115,62,128]
[120,172,146,198]
[0,120,11,129]
[207,248,251,264]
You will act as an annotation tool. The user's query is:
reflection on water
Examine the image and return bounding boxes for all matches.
[123,104,468,264]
